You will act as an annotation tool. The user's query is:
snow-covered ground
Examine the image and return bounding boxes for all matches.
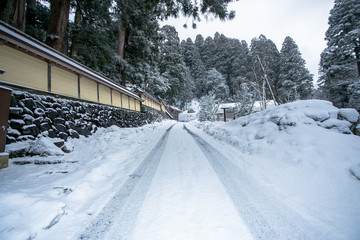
[0,100,359,240]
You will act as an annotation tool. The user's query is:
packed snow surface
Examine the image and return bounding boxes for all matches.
[0,100,359,240]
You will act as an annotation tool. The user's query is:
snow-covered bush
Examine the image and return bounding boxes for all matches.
[198,93,217,122]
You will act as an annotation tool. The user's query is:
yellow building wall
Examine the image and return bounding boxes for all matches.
[0,45,47,90]
[99,84,111,105]
[80,77,97,102]
[135,100,141,111]
[51,66,78,98]
[129,98,135,110]
[122,94,129,109]
[112,90,121,108]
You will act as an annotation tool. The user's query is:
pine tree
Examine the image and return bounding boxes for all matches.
[225,38,253,98]
[201,36,217,70]
[181,38,207,98]
[278,36,313,103]
[319,0,360,109]
[159,25,190,105]
[212,33,233,95]
[195,34,205,54]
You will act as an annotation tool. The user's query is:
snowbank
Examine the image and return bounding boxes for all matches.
[0,121,175,240]
[192,100,360,239]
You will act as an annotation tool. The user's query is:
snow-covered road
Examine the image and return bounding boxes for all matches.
[80,123,252,239]
[2,100,359,240]
[79,123,329,239]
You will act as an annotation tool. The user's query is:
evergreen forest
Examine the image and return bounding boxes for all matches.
[1,0,359,113]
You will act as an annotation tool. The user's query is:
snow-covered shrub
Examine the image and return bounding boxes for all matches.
[198,93,217,122]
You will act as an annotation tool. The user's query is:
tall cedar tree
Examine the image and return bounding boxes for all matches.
[319,0,360,109]
[0,0,26,31]
[159,25,189,105]
[278,36,313,103]
[46,0,70,53]
[181,38,207,98]
[116,0,164,93]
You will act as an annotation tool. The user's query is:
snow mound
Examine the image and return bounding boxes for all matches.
[193,100,359,153]
[192,100,360,239]
[28,137,65,156]
[338,108,359,123]
[6,137,65,158]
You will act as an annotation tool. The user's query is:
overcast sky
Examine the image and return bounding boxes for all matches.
[161,0,334,85]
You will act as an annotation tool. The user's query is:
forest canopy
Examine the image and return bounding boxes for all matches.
[1,0,319,112]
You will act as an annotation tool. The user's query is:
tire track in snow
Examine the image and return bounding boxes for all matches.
[185,125,325,240]
[79,125,174,240]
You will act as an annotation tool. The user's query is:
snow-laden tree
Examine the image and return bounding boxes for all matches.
[250,35,280,104]
[226,38,253,97]
[198,92,217,122]
[158,25,189,105]
[319,0,360,110]
[72,0,120,81]
[181,38,207,98]
[146,0,235,26]
[205,68,229,100]
[278,36,313,103]
[234,81,257,116]
[201,36,217,70]
[115,0,162,87]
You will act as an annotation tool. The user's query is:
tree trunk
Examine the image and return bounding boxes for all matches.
[117,23,130,86]
[117,24,126,59]
[355,38,360,77]
[0,0,26,31]
[70,0,82,58]
[46,0,70,53]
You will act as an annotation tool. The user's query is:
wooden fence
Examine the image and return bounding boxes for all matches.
[0,21,165,113]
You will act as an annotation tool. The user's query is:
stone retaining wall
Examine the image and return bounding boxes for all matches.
[6,90,165,144]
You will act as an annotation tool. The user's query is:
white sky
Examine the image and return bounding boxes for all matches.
[161,0,334,85]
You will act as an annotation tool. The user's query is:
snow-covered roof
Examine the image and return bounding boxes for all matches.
[0,21,142,101]
[169,106,182,112]
[218,103,237,109]
[216,103,237,114]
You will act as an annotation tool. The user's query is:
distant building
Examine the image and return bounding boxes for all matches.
[168,106,182,121]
